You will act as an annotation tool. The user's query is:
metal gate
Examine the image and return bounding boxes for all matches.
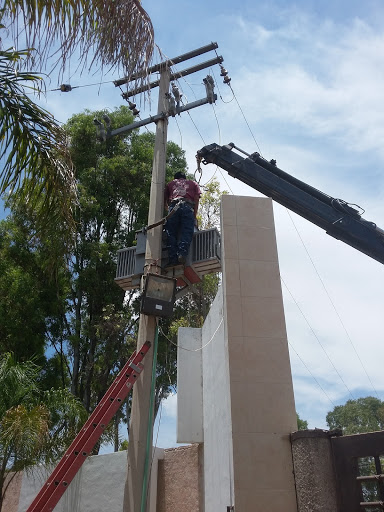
[332,431,384,511]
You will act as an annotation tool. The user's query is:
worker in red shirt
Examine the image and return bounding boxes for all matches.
[164,171,201,266]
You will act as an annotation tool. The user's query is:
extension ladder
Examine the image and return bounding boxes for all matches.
[26,341,151,512]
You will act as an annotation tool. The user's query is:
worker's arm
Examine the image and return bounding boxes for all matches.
[194,199,199,218]
[164,184,170,211]
[194,182,201,218]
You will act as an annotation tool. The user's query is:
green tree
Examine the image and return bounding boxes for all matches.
[0,215,66,363]
[0,105,189,453]
[297,413,308,430]
[0,353,85,512]
[326,397,384,435]
[197,177,228,230]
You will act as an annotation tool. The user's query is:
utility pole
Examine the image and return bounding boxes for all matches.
[123,66,170,512]
[106,43,223,512]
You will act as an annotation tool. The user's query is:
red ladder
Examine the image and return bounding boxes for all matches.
[26,341,151,512]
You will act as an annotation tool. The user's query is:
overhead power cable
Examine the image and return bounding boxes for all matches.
[285,208,380,399]
[281,277,356,401]
[287,340,336,407]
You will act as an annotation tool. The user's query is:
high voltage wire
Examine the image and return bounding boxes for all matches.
[285,208,380,399]
[281,275,356,401]
[287,340,336,407]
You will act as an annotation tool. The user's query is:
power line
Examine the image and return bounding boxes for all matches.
[281,276,356,401]
[285,208,380,399]
[288,340,336,407]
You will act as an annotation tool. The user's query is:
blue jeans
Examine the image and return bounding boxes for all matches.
[165,202,195,263]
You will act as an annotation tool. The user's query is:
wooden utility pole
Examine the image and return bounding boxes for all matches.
[107,42,223,512]
[123,66,170,512]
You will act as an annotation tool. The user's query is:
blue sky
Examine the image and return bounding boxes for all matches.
[3,0,384,447]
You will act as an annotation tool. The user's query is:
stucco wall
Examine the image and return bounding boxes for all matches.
[177,327,203,443]
[201,286,235,511]
[14,448,164,512]
[2,471,23,512]
[157,444,203,512]
[291,430,339,512]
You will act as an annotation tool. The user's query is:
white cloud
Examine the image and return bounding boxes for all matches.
[162,393,178,419]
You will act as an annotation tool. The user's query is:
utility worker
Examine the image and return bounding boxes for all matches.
[164,171,201,266]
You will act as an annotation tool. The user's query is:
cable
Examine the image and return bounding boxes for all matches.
[158,318,224,352]
[50,78,117,92]
[229,84,263,156]
[211,102,221,145]
[212,49,263,155]
[281,277,356,401]
[285,208,380,399]
[288,340,336,407]
[218,170,234,195]
[186,110,206,145]
[174,116,183,149]
[145,400,163,506]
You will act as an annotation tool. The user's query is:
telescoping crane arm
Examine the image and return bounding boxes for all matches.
[197,142,384,265]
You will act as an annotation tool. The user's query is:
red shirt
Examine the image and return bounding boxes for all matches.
[165,178,201,204]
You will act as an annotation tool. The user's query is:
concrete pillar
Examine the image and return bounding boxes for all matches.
[221,195,298,511]
[291,430,340,512]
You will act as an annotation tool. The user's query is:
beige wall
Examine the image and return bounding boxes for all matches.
[221,195,298,511]
[2,472,23,512]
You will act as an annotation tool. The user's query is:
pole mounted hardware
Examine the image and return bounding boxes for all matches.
[114,41,220,87]
[220,64,232,85]
[104,74,218,139]
[60,84,72,92]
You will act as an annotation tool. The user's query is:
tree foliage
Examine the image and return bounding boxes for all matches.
[0,214,67,363]
[1,106,189,452]
[326,396,384,435]
[1,0,154,82]
[297,413,308,430]
[0,48,76,230]
[0,353,85,511]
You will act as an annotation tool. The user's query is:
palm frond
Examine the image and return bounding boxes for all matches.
[0,353,39,416]
[0,48,77,231]
[0,404,50,469]
[2,0,154,85]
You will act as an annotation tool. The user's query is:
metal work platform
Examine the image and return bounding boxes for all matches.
[115,228,221,291]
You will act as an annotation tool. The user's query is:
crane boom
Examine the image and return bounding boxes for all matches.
[197,142,384,265]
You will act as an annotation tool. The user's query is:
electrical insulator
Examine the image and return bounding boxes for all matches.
[223,75,231,84]
[171,83,182,102]
[60,84,72,92]
[220,66,228,77]
[128,101,136,110]
[132,108,140,116]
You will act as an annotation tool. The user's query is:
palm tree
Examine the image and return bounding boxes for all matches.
[0,0,154,230]
[2,0,154,82]
[0,48,76,229]
[0,353,86,512]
